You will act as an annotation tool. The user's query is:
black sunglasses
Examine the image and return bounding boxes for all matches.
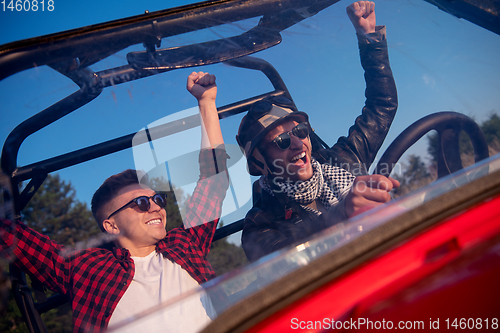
[263,122,310,150]
[107,193,167,220]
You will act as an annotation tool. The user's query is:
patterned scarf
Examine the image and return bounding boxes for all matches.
[261,158,355,212]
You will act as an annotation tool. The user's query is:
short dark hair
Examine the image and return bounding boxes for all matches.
[91,169,146,232]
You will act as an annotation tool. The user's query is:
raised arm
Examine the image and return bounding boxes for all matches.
[315,1,397,175]
[165,72,228,257]
[1,218,71,295]
[186,71,224,148]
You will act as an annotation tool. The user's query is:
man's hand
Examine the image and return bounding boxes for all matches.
[346,1,376,35]
[345,174,400,217]
[186,71,224,148]
[186,71,217,102]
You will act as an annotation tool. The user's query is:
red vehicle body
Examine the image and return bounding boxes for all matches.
[203,157,500,332]
[245,196,500,332]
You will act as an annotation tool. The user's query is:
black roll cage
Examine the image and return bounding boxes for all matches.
[1,0,342,218]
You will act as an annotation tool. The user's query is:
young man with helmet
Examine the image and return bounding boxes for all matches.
[237,1,400,261]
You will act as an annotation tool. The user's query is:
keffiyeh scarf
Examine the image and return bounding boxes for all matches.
[261,158,355,213]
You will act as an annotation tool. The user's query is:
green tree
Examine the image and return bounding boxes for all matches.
[393,155,433,198]
[21,174,100,246]
[427,112,500,167]
[481,113,500,153]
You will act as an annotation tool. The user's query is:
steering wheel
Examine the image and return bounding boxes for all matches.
[373,112,489,178]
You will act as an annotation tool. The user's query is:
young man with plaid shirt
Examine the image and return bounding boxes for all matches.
[1,72,228,333]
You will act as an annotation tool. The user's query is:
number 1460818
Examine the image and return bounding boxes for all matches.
[445,318,498,330]
[1,0,54,11]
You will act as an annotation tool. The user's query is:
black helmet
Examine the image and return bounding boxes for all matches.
[236,96,309,176]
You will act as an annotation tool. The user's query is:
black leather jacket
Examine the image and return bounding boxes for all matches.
[241,35,398,262]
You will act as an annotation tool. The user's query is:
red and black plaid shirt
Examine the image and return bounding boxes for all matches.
[1,148,229,333]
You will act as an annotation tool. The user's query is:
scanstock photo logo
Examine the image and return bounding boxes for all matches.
[132,107,252,228]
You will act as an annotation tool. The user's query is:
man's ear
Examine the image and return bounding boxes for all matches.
[103,219,120,235]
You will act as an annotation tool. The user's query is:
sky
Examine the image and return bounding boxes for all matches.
[1,0,499,244]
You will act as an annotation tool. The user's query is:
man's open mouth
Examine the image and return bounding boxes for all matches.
[290,151,307,164]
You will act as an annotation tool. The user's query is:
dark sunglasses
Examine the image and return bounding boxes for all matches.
[263,122,310,150]
[107,193,167,220]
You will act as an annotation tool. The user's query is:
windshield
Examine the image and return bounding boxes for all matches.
[1,0,499,332]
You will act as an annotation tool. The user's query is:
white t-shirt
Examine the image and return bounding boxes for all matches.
[107,251,216,333]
